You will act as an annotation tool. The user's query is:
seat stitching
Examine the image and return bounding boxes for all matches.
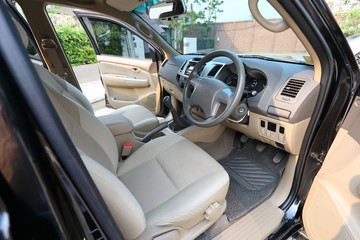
[154,138,210,190]
[154,157,179,192]
[118,136,184,176]
[145,169,226,222]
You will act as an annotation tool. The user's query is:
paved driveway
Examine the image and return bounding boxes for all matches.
[73,63,105,111]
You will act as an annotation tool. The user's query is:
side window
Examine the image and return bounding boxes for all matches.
[85,18,151,59]
[14,24,41,61]
[25,40,40,60]
[14,21,40,60]
[8,1,41,61]
[46,5,97,66]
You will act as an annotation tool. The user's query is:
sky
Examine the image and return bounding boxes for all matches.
[192,0,281,23]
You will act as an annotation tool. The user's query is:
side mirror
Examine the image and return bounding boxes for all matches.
[147,0,186,20]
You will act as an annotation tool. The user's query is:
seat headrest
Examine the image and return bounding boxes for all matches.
[12,19,29,49]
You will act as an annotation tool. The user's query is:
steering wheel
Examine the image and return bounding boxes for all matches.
[183,50,246,127]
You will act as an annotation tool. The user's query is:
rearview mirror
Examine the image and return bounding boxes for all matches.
[148,0,186,20]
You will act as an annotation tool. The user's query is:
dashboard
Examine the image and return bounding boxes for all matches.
[223,69,267,93]
[175,58,267,97]
[159,54,319,155]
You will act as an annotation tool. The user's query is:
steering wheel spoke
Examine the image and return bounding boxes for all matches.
[215,87,234,105]
[190,77,202,88]
[207,113,217,121]
[209,101,222,119]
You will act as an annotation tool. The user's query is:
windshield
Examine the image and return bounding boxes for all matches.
[134,0,311,64]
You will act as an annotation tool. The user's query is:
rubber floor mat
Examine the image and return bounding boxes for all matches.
[219,139,288,222]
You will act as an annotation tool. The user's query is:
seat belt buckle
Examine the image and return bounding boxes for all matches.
[121,142,133,158]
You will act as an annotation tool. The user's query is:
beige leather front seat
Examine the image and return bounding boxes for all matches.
[33,64,159,132]
[42,67,229,239]
[14,19,229,239]
[14,16,158,133]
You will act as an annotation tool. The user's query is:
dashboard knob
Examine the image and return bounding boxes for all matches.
[251,90,258,97]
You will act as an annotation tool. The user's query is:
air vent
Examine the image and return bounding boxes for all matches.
[179,61,186,70]
[185,61,198,76]
[280,79,305,98]
[208,65,222,77]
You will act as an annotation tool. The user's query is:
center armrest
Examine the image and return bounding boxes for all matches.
[97,114,134,136]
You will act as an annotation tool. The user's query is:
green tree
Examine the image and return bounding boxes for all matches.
[55,25,97,66]
[169,0,224,51]
[338,7,360,36]
[327,0,360,37]
[90,20,123,55]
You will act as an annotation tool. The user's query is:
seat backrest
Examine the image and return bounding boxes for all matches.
[13,19,146,238]
[13,17,94,114]
[43,73,146,239]
[34,64,94,114]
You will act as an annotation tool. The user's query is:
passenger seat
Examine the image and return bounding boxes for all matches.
[13,19,159,133]
[34,64,159,132]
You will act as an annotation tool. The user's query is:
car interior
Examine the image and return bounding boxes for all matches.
[5,0,331,239]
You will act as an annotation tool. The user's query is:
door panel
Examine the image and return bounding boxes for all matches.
[303,96,360,240]
[97,55,161,113]
[77,15,162,114]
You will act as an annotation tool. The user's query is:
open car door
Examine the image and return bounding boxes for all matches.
[76,13,162,114]
[303,96,360,239]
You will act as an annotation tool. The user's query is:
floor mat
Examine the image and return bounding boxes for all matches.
[219,139,288,221]
[195,232,210,240]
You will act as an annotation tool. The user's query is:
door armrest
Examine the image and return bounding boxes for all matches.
[102,74,150,88]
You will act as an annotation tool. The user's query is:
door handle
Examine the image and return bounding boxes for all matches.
[130,67,141,73]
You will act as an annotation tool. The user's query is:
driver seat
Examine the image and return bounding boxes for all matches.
[43,72,229,239]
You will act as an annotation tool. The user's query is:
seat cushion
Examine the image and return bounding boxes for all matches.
[117,135,229,230]
[109,105,159,132]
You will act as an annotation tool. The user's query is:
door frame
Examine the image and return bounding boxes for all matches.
[75,11,165,61]
[265,0,360,238]
[0,1,123,238]
[75,11,165,114]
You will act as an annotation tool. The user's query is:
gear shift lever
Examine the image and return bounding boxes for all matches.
[163,96,188,131]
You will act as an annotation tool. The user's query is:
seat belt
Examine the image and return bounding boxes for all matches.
[41,38,68,79]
